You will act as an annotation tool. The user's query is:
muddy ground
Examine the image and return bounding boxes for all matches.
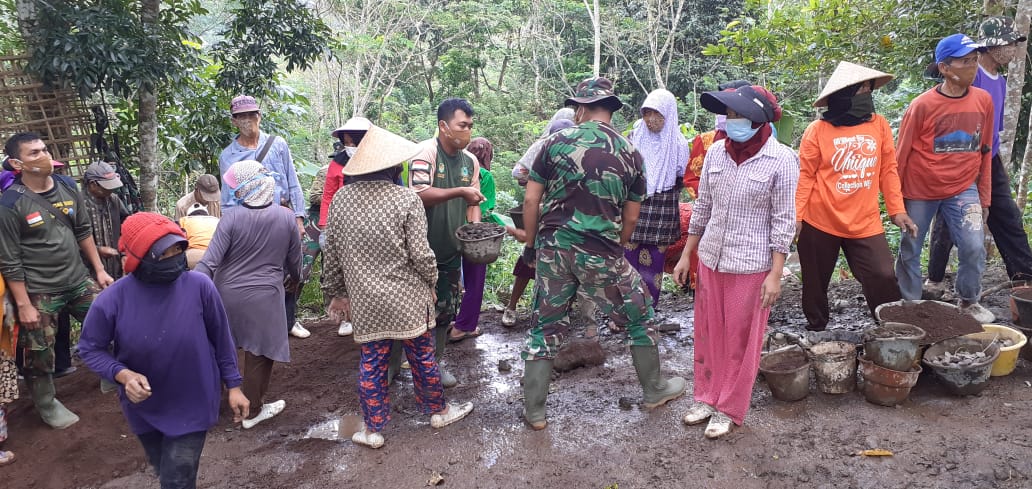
[4,265,1032,489]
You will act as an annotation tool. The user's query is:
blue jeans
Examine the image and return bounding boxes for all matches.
[895,184,986,302]
[137,430,207,489]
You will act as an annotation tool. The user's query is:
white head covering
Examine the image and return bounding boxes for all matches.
[225,160,275,207]
[629,89,690,197]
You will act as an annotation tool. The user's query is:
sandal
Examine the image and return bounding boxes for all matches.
[0,450,15,466]
[447,326,482,344]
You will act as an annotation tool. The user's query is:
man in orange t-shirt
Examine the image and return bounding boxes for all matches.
[894,34,995,323]
[796,62,916,331]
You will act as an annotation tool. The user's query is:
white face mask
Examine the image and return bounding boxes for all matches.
[344,146,358,158]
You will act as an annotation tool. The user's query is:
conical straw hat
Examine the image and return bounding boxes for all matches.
[342,125,421,176]
[813,61,895,107]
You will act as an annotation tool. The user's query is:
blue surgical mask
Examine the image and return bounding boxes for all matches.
[725,118,759,142]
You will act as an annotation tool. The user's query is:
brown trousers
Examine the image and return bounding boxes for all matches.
[241,351,274,415]
[797,222,902,331]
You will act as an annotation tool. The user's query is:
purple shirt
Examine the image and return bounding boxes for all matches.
[79,271,243,436]
[973,65,1006,157]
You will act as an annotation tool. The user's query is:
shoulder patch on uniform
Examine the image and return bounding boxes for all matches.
[410,161,432,186]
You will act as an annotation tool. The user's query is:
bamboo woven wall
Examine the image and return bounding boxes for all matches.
[0,55,98,180]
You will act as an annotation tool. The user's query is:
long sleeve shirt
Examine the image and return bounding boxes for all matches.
[0,175,92,293]
[896,86,994,207]
[688,137,798,274]
[319,161,345,227]
[218,132,305,217]
[78,272,242,437]
[796,115,905,239]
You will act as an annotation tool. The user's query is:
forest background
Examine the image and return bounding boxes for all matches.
[0,0,1030,308]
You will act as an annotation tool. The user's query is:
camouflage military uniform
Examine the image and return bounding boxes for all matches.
[522,121,657,361]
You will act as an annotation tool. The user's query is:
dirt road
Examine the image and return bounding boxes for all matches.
[4,268,1032,489]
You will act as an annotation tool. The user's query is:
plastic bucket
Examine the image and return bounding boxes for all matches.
[922,337,1000,396]
[758,349,810,402]
[963,324,1027,377]
[808,341,857,394]
[858,355,922,407]
[455,223,506,265]
[509,205,524,230]
[862,322,926,371]
[1009,286,1032,325]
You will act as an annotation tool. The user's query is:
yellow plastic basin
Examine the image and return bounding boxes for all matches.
[963,324,1028,377]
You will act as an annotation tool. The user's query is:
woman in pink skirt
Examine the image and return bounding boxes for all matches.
[672,85,798,439]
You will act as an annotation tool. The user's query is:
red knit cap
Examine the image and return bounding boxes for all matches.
[119,212,187,273]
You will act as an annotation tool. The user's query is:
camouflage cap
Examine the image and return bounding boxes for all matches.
[564,77,623,111]
[980,16,1027,47]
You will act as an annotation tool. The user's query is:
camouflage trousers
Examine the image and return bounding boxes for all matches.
[19,280,98,376]
[434,256,462,328]
[522,248,656,361]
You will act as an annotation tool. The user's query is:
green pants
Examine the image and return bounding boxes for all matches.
[20,280,98,376]
[522,248,655,361]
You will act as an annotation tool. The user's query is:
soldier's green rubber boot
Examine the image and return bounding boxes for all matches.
[386,341,403,385]
[27,375,79,429]
[434,326,457,388]
[631,346,686,409]
[522,359,553,430]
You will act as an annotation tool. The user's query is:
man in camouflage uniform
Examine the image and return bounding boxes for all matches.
[519,77,685,430]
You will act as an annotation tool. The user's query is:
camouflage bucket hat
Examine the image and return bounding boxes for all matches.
[980,16,1027,47]
[564,76,624,111]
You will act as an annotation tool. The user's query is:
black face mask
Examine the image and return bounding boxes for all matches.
[134,252,187,284]
[846,92,875,119]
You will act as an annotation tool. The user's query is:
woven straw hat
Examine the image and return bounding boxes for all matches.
[813,61,894,107]
[342,125,421,176]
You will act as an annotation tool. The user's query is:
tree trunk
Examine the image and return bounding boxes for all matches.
[138,0,160,211]
[1002,1,1032,168]
[584,0,600,77]
[15,0,38,49]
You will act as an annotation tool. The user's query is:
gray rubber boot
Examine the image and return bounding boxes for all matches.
[27,374,80,429]
[522,359,553,430]
[630,345,686,409]
[434,326,457,388]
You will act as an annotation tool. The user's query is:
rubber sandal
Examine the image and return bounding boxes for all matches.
[351,426,385,449]
[0,450,15,466]
[448,326,482,344]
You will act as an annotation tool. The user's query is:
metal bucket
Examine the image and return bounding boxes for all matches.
[862,322,926,371]
[759,349,810,402]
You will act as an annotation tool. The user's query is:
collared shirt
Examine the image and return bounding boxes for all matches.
[688,137,798,274]
[218,131,305,217]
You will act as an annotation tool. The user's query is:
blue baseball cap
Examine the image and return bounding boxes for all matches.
[935,34,986,64]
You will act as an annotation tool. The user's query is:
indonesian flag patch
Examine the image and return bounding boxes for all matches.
[26,211,43,225]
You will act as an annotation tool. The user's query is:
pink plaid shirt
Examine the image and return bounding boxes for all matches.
[688,137,798,274]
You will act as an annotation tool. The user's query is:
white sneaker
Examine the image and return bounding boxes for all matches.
[430,401,474,429]
[351,427,385,449]
[338,321,353,336]
[290,322,311,339]
[960,302,995,324]
[682,402,715,425]
[242,400,286,429]
[501,309,517,327]
[704,411,732,439]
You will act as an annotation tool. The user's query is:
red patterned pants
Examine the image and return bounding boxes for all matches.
[359,330,446,432]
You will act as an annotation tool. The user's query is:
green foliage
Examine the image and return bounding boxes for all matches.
[212,0,329,98]
[701,0,979,136]
[27,0,206,99]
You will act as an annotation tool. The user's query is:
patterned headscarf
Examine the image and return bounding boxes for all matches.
[630,89,690,197]
[467,137,494,170]
[224,159,275,207]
